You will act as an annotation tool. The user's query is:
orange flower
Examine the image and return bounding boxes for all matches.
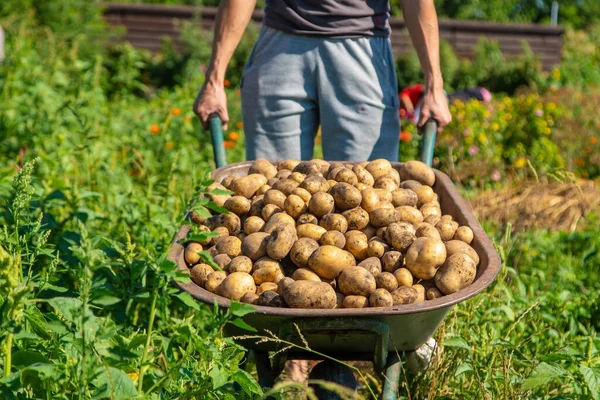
[585,146,592,153]
[165,141,175,149]
[400,131,412,142]
[150,124,160,135]
[590,136,597,145]
[224,79,231,88]
[171,107,181,116]
[236,121,243,129]
[228,131,239,141]
[184,116,192,123]
[223,140,235,149]
[574,158,585,167]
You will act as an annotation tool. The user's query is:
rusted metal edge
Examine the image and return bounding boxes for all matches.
[171,161,502,318]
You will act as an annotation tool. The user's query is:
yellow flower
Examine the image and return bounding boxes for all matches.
[551,68,561,81]
[165,141,175,149]
[545,128,551,135]
[127,372,139,382]
[514,157,527,168]
[491,123,500,131]
[547,102,556,111]
[478,133,486,143]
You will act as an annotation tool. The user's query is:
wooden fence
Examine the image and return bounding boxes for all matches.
[104,2,564,70]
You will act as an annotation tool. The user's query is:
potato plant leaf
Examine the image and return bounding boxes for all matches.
[175,292,200,310]
[229,301,256,317]
[92,367,137,400]
[443,337,471,351]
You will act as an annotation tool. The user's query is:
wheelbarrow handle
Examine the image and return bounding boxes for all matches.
[209,113,227,168]
[419,119,438,167]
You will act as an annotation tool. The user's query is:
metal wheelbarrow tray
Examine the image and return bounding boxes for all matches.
[169,161,502,363]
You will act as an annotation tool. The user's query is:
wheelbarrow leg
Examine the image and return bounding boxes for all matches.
[380,352,401,400]
[254,351,276,389]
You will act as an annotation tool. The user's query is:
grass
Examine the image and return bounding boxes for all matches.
[1,7,599,400]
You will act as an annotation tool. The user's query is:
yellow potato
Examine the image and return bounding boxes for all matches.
[399,161,435,186]
[330,182,362,210]
[289,172,306,183]
[319,213,348,233]
[266,224,297,260]
[256,184,271,196]
[367,237,390,258]
[263,212,296,234]
[296,223,327,241]
[291,268,322,282]
[205,270,227,294]
[308,192,335,217]
[415,223,442,241]
[215,236,242,258]
[219,272,257,300]
[292,187,312,203]
[342,207,370,230]
[391,188,418,207]
[264,189,287,209]
[278,159,301,171]
[277,277,295,295]
[227,256,253,274]
[342,295,369,308]
[243,216,265,235]
[376,272,399,292]
[207,182,231,207]
[361,188,381,213]
[353,164,375,186]
[435,219,459,242]
[332,168,358,186]
[241,232,270,261]
[190,263,214,287]
[444,240,480,266]
[248,158,278,179]
[224,196,252,216]
[365,159,393,180]
[426,287,443,300]
[369,288,394,307]
[213,254,232,270]
[412,284,426,303]
[261,203,282,221]
[435,253,477,294]
[396,206,424,225]
[252,257,281,273]
[257,282,279,295]
[184,242,203,265]
[212,213,242,235]
[412,185,436,207]
[454,226,474,244]
[319,230,346,248]
[345,231,369,260]
[393,268,413,287]
[231,174,268,199]
[308,245,356,279]
[420,202,442,219]
[272,179,300,196]
[299,175,330,194]
[358,256,382,277]
[384,222,416,252]
[405,237,447,280]
[289,237,320,268]
[252,263,284,285]
[338,266,377,296]
[284,194,307,219]
[382,251,404,272]
[390,286,419,305]
[248,197,265,218]
[373,176,398,191]
[369,208,400,227]
[297,213,319,225]
[283,280,337,309]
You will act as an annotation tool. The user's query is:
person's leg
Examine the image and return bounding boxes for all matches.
[316,36,400,161]
[241,27,319,161]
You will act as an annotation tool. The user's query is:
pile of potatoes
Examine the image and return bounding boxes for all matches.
[184,158,480,309]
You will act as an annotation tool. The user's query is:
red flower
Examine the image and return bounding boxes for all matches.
[400,131,412,142]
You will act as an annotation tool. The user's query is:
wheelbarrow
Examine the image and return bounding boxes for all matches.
[169,115,502,398]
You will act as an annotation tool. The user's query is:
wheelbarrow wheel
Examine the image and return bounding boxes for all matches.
[308,360,357,400]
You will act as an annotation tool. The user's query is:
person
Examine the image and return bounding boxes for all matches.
[193,0,451,162]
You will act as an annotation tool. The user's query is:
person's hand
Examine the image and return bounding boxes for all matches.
[418,87,451,132]
[193,80,229,130]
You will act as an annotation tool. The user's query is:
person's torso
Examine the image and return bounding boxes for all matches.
[264,0,391,38]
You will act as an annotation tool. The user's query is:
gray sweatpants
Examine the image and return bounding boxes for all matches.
[241,26,400,162]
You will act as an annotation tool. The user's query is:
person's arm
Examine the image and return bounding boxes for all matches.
[193,0,257,130]
[399,92,414,113]
[400,0,451,130]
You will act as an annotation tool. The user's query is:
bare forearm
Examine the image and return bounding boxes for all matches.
[206,0,257,85]
[401,0,443,91]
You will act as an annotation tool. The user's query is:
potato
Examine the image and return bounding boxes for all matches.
[272,179,300,196]
[332,168,358,186]
[424,215,441,226]
[296,223,327,241]
[297,213,319,225]
[420,202,442,219]
[261,203,282,221]
[366,159,392,180]
[446,240,479,265]
[184,242,203,265]
[220,176,235,189]
[216,236,242,258]
[248,197,265,217]
[369,208,400,228]
[256,290,287,307]
[396,206,424,225]
[369,289,394,307]
[231,174,268,199]
[300,175,329,194]
[319,230,346,248]
[190,263,214,287]
[264,189,287,209]
[358,256,382,277]
[256,184,271,196]
[278,159,300,171]
[412,185,436,207]
[243,216,265,234]
[252,257,281,273]
[376,272,399,292]
[291,187,312,203]
[263,212,296,234]
[335,292,346,308]
[267,177,279,187]
[241,232,270,260]
[252,263,284,285]
[343,295,369,308]
[391,286,419,305]
[435,219,459,242]
[454,226,474,244]
[435,253,477,294]
[374,176,398,191]
[283,280,336,309]
[330,183,362,210]
[375,189,392,204]
[308,245,356,279]
[367,237,389,258]
[416,223,442,241]
[275,169,291,180]
[337,266,376,296]
[345,231,369,260]
[361,188,381,213]
[412,284,426,303]
[227,256,253,274]
[391,189,418,207]
[355,182,368,191]
[213,254,232,270]
[382,251,403,272]
[384,222,416,252]
[207,246,219,258]
[405,237,447,280]
[400,180,422,191]
[400,161,435,186]
[319,213,348,233]
[219,272,256,300]
[248,158,278,179]
[290,238,320,268]
[265,225,296,260]
[240,292,259,304]
[426,287,443,300]
[224,196,252,216]
[190,210,208,226]
[361,224,378,240]
[353,164,375,186]
[284,194,307,219]
[342,207,370,230]
[393,268,413,287]
[207,182,231,207]
[257,282,279,295]
[292,268,322,282]
[205,270,227,294]
[289,172,306,183]
[308,192,335,217]
[213,213,242,235]
[277,277,295,295]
